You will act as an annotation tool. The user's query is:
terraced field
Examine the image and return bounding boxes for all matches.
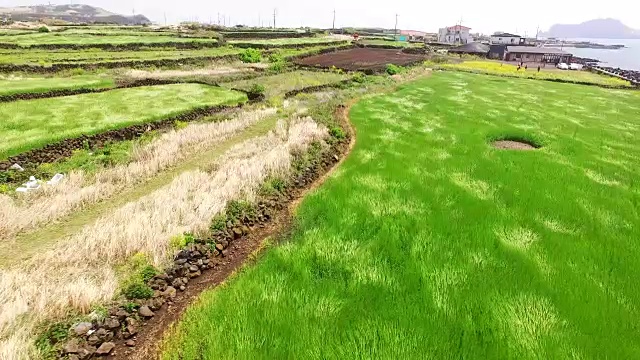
[162,72,640,359]
[0,32,217,47]
[0,47,242,65]
[0,22,636,360]
[0,75,114,96]
[0,84,246,158]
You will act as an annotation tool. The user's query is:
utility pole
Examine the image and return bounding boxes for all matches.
[273,9,277,29]
[394,14,398,39]
[217,13,220,25]
[164,12,167,25]
[332,9,336,31]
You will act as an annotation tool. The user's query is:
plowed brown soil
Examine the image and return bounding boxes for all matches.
[295,48,428,72]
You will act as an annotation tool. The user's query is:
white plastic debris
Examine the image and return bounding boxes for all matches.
[9,163,24,172]
[16,176,41,193]
[47,173,64,186]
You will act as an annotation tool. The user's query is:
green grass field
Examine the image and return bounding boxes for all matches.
[162,72,640,359]
[0,33,217,47]
[0,84,246,159]
[0,75,115,96]
[0,47,242,66]
[222,70,350,99]
[228,37,347,45]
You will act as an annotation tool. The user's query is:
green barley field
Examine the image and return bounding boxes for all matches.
[0,84,246,159]
[162,72,640,359]
[0,75,114,96]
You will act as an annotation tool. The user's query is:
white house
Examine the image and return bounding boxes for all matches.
[438,25,472,44]
[490,33,523,45]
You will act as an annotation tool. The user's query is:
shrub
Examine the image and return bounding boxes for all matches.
[170,233,196,249]
[352,72,367,83]
[38,26,50,33]
[174,120,189,130]
[246,83,266,100]
[329,126,346,140]
[122,282,154,299]
[268,61,285,72]
[260,176,287,196]
[35,321,70,359]
[268,52,284,63]
[386,64,403,75]
[240,48,262,63]
[119,253,157,299]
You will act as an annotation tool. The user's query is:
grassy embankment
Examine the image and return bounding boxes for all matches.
[162,71,640,359]
[222,70,351,99]
[0,75,115,96]
[0,84,246,159]
[433,60,631,87]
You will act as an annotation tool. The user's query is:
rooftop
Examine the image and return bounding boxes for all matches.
[492,33,521,38]
[506,46,570,55]
[446,25,471,31]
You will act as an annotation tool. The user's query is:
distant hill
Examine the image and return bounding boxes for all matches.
[0,4,151,25]
[542,19,640,39]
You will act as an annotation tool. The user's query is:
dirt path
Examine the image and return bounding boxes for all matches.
[0,118,277,268]
[112,104,356,360]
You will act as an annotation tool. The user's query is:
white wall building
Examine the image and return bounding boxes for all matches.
[490,33,523,45]
[438,25,472,44]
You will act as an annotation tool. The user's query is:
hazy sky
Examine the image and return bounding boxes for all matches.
[2,0,639,35]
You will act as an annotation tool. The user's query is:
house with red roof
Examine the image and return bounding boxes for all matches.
[438,25,472,44]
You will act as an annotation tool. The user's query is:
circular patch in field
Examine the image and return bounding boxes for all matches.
[492,139,540,150]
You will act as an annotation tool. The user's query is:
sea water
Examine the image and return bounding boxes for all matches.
[565,38,640,70]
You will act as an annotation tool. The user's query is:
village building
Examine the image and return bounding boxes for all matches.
[490,33,524,45]
[437,25,472,44]
[504,46,572,63]
[448,42,489,56]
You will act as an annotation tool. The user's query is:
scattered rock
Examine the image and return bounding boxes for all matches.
[189,265,199,272]
[333,154,340,161]
[215,243,224,251]
[9,163,24,172]
[63,338,81,354]
[179,285,186,291]
[77,346,96,359]
[241,225,250,234]
[164,286,177,299]
[104,318,120,330]
[125,339,136,347]
[138,305,154,318]
[68,355,80,360]
[188,270,201,278]
[87,335,100,346]
[95,342,115,355]
[72,322,93,336]
[232,227,243,238]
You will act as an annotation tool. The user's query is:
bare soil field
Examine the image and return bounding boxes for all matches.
[294,48,428,72]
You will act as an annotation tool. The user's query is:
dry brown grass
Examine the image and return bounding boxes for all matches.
[0,117,327,359]
[0,108,277,241]
[125,65,248,79]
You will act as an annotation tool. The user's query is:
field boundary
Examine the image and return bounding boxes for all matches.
[434,67,638,90]
[112,103,355,360]
[0,78,193,102]
[0,102,247,170]
[284,79,356,98]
